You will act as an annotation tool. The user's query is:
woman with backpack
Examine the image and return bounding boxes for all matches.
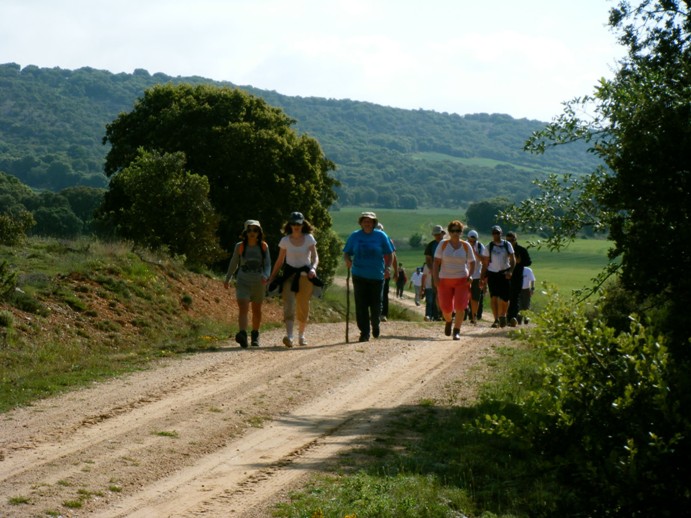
[433,220,476,340]
[268,212,321,347]
[224,219,271,348]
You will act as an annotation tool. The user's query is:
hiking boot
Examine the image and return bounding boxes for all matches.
[523,317,530,325]
[444,321,452,336]
[299,336,308,346]
[372,326,380,338]
[235,330,248,348]
[282,336,294,348]
[358,334,370,342]
[250,330,260,347]
[499,316,507,328]
[508,318,518,328]
[491,319,499,328]
[380,316,387,322]
[453,328,461,340]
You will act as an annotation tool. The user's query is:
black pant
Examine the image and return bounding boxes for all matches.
[381,278,391,317]
[353,276,383,338]
[507,267,524,320]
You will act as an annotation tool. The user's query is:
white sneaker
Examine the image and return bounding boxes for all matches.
[299,336,308,346]
[282,336,294,348]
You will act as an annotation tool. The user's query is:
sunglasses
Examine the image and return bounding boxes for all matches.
[290,222,303,226]
[247,228,260,233]
[492,231,500,235]
[449,228,462,233]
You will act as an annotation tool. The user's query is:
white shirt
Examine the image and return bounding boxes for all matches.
[279,233,317,268]
[482,239,515,272]
[469,241,485,279]
[522,267,536,289]
[422,264,433,289]
[410,270,423,287]
[434,239,475,279]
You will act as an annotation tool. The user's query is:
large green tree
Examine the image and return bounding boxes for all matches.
[99,149,225,266]
[512,0,690,345]
[101,84,340,272]
[501,1,691,513]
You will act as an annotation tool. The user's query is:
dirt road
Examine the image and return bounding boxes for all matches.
[0,297,513,517]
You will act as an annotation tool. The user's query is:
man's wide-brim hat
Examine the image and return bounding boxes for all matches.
[358,211,378,225]
[432,224,445,235]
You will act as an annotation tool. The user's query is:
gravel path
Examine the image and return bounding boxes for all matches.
[0,288,515,517]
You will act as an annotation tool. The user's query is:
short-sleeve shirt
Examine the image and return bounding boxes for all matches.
[482,239,515,272]
[279,233,317,268]
[434,240,476,279]
[343,229,395,280]
[522,267,536,289]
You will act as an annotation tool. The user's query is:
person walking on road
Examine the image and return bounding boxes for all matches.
[433,220,475,340]
[421,263,435,321]
[409,266,423,306]
[424,225,446,321]
[480,225,515,328]
[505,231,532,327]
[224,220,271,347]
[466,229,487,324]
[518,265,536,325]
[395,263,407,298]
[377,223,397,322]
[343,211,395,342]
[268,212,322,347]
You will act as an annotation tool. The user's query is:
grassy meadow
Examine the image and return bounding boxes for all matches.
[331,207,613,307]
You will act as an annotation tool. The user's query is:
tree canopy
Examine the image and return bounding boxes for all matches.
[501,1,691,513]
[513,0,691,345]
[1,62,600,208]
[100,84,340,271]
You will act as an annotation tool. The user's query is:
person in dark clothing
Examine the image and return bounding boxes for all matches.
[395,263,407,298]
[505,231,532,326]
[424,225,445,320]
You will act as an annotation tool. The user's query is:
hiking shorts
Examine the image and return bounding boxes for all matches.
[235,274,266,303]
[487,270,511,302]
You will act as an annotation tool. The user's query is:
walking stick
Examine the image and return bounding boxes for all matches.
[345,267,351,343]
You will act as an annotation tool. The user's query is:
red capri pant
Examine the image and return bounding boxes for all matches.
[437,277,471,317]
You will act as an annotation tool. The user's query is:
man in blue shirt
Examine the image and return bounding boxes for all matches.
[343,211,395,342]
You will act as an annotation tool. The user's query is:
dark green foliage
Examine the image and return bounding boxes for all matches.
[491,1,691,514]
[0,209,35,245]
[1,62,599,208]
[0,260,17,299]
[101,84,339,269]
[98,148,225,266]
[512,2,691,344]
[516,294,690,516]
[408,232,423,248]
[465,197,511,231]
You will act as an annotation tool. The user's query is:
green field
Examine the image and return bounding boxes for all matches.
[330,207,613,299]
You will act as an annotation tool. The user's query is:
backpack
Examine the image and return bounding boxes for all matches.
[440,239,472,257]
[238,240,269,266]
[488,240,509,262]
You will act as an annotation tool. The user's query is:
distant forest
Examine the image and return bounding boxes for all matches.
[0,63,600,209]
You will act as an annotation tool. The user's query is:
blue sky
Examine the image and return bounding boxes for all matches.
[0,0,623,121]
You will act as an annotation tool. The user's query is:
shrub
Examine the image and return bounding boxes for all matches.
[514,291,690,515]
[0,260,17,299]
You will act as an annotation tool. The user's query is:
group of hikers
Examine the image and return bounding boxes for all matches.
[224,210,535,347]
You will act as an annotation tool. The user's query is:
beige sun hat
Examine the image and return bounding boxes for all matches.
[358,211,378,225]
[244,219,262,231]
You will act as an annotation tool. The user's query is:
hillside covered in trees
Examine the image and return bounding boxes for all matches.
[0,62,599,208]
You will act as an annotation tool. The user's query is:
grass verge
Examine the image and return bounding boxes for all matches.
[0,237,257,412]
